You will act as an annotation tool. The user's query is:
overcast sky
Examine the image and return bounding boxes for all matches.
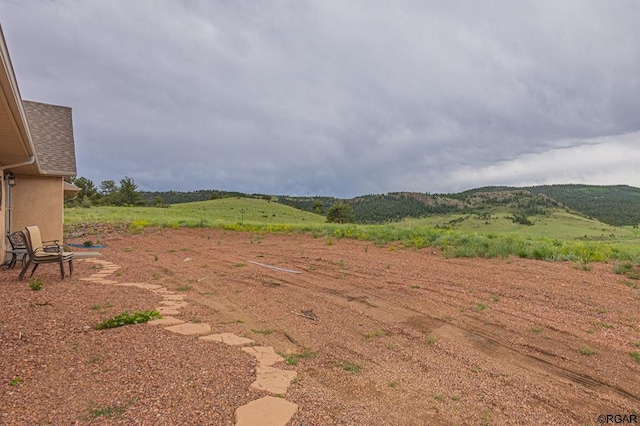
[2,1,639,197]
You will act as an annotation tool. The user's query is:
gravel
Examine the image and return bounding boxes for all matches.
[1,226,639,425]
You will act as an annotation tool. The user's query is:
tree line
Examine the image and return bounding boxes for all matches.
[67,179,640,227]
[67,176,145,207]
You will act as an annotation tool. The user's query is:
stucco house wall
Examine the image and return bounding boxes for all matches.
[10,175,65,243]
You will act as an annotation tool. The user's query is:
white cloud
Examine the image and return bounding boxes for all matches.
[448,132,640,191]
[2,0,640,196]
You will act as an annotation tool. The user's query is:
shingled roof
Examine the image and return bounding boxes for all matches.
[22,100,76,176]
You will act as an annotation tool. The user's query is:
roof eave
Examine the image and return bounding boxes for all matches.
[0,25,42,175]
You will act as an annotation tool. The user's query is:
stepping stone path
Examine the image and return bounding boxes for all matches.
[78,258,298,425]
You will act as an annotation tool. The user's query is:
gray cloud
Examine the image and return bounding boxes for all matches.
[2,0,639,196]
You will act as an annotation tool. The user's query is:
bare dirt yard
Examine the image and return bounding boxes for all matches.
[1,227,639,425]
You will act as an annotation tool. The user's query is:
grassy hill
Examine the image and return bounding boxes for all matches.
[66,197,326,228]
[138,183,640,228]
[460,184,640,226]
[401,210,637,242]
[274,185,640,227]
[66,195,640,263]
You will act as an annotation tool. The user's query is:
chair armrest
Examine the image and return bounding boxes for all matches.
[43,245,62,253]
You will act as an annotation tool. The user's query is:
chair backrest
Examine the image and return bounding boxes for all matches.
[7,231,26,250]
[25,226,44,252]
[19,230,34,257]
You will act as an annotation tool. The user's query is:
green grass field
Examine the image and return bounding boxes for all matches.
[65,200,640,263]
[401,210,638,242]
[66,197,326,228]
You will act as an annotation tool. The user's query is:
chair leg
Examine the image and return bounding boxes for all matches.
[29,263,39,278]
[18,259,31,281]
[59,259,65,280]
[69,259,73,278]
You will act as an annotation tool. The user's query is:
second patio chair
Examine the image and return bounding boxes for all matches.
[19,226,73,280]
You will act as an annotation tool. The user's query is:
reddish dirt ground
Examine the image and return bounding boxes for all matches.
[2,227,640,425]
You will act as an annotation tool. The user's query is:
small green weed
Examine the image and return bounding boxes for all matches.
[614,262,634,275]
[176,285,191,292]
[284,348,315,366]
[365,329,387,339]
[91,302,113,310]
[388,380,398,388]
[83,240,94,247]
[475,303,487,312]
[596,322,614,329]
[614,262,640,280]
[531,327,544,334]
[594,306,607,314]
[491,295,500,302]
[425,336,437,345]
[630,352,640,364]
[342,361,361,373]
[250,329,274,335]
[579,347,596,356]
[85,403,126,420]
[29,278,43,291]
[9,376,21,386]
[620,279,639,289]
[95,311,161,330]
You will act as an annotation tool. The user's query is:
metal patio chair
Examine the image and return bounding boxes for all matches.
[2,231,28,269]
[19,226,73,280]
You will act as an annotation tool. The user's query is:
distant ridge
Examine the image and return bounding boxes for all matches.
[142,184,640,227]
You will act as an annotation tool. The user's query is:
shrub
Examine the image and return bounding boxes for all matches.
[95,310,161,330]
[29,278,43,291]
[326,203,356,224]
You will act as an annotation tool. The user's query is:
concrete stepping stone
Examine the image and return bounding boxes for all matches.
[79,278,118,284]
[164,323,211,336]
[163,294,186,301]
[156,307,181,316]
[158,300,189,308]
[91,279,119,285]
[147,316,184,326]
[199,333,254,346]
[250,366,297,395]
[116,283,163,290]
[241,346,284,366]
[235,396,298,426]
